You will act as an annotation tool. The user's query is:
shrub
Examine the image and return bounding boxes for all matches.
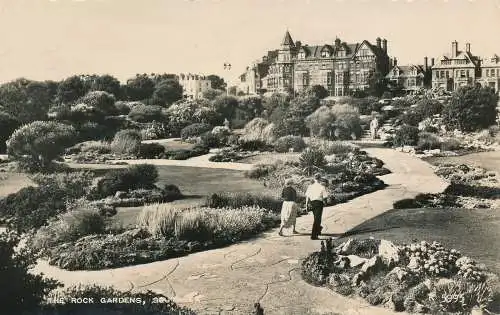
[206,192,282,213]
[208,150,245,162]
[416,132,441,150]
[29,171,94,200]
[0,111,20,154]
[162,144,209,160]
[443,85,499,132]
[91,164,158,199]
[394,125,419,147]
[65,140,111,155]
[42,285,196,315]
[140,121,168,140]
[127,104,165,123]
[0,231,61,313]
[7,121,77,171]
[305,106,336,137]
[441,137,462,151]
[238,140,273,152]
[162,184,183,202]
[110,129,141,155]
[31,203,108,254]
[180,123,213,140]
[138,142,165,159]
[244,164,277,179]
[274,136,306,153]
[240,118,276,143]
[430,281,494,313]
[331,104,363,140]
[308,139,359,155]
[299,148,327,175]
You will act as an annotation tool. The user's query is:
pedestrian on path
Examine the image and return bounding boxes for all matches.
[305,173,328,240]
[278,178,299,236]
[370,116,379,140]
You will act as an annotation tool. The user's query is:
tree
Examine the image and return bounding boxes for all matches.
[89,74,122,98]
[77,91,117,116]
[305,106,336,137]
[203,88,224,100]
[238,96,264,120]
[367,70,390,98]
[151,79,183,107]
[228,86,238,96]
[57,75,88,104]
[7,121,77,171]
[207,75,226,90]
[443,85,499,132]
[308,85,329,99]
[125,74,155,101]
[0,79,52,123]
[128,104,166,123]
[213,95,239,121]
[0,112,20,153]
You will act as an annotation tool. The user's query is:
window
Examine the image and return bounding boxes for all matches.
[467,70,470,77]
[492,70,496,77]
[327,72,332,85]
[440,71,445,78]
[446,71,450,78]
[298,51,306,59]
[302,73,309,86]
[321,50,330,58]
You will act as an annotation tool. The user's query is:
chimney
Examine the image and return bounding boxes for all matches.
[376,37,381,48]
[393,57,397,67]
[335,37,341,47]
[295,41,301,48]
[452,41,458,58]
[466,43,471,53]
[424,57,428,71]
[382,39,387,53]
[431,58,435,67]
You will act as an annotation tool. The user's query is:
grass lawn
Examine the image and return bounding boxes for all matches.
[238,152,301,165]
[114,165,276,227]
[424,150,500,173]
[341,207,500,283]
[0,172,33,198]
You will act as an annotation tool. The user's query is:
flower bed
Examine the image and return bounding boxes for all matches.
[45,205,279,270]
[301,238,498,314]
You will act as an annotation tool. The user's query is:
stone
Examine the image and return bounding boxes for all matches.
[338,238,355,254]
[388,267,407,281]
[352,272,365,287]
[115,191,128,199]
[346,255,367,268]
[333,256,350,269]
[361,255,383,275]
[378,239,400,266]
[407,257,421,270]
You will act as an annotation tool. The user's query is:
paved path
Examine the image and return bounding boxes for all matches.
[33,148,449,315]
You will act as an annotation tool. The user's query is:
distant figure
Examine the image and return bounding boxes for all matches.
[305,173,328,240]
[224,118,231,130]
[370,116,379,140]
[278,179,299,236]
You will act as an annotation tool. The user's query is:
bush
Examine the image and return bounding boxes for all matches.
[208,150,245,162]
[162,144,209,160]
[91,164,158,199]
[331,104,363,140]
[416,132,441,150]
[238,140,273,152]
[41,285,196,315]
[308,139,359,155]
[206,192,282,213]
[110,129,141,155]
[240,118,276,143]
[443,85,499,132]
[30,171,94,200]
[138,142,165,159]
[180,123,213,140]
[127,104,165,123]
[441,137,462,151]
[0,231,61,313]
[140,121,168,140]
[0,111,20,154]
[162,184,183,202]
[274,136,306,153]
[299,148,327,175]
[66,140,111,155]
[31,203,108,254]
[244,164,277,179]
[394,125,419,147]
[7,121,77,171]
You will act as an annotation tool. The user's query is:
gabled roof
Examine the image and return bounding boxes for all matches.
[386,65,426,78]
[482,54,500,67]
[281,30,295,47]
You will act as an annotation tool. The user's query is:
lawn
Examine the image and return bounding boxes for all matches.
[0,172,33,198]
[113,165,276,227]
[341,207,500,284]
[424,150,500,173]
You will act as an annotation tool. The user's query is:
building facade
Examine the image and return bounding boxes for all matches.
[177,73,211,99]
[477,54,500,92]
[385,57,432,94]
[239,31,391,96]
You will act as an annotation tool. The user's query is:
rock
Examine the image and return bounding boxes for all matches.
[346,255,367,268]
[361,255,383,275]
[334,256,351,269]
[388,267,407,281]
[352,272,365,287]
[115,191,128,199]
[378,240,400,266]
[407,256,421,270]
[337,238,355,254]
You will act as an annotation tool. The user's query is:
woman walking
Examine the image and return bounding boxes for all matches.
[278,179,299,236]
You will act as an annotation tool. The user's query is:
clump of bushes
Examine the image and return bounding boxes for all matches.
[110,129,142,156]
[127,104,165,123]
[244,164,277,179]
[208,150,246,162]
[138,142,165,159]
[308,139,359,155]
[394,125,419,147]
[416,132,441,150]
[206,192,282,213]
[66,141,111,155]
[237,139,273,152]
[274,135,306,153]
[180,123,213,140]
[162,144,209,160]
[299,148,327,175]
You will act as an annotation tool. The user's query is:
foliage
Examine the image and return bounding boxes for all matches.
[206,74,226,90]
[393,125,419,147]
[240,118,276,143]
[90,164,158,199]
[206,192,282,213]
[66,140,112,155]
[138,142,165,158]
[110,129,142,155]
[299,149,327,175]
[238,140,273,152]
[180,123,213,140]
[127,104,165,123]
[274,135,306,153]
[7,121,77,171]
[140,121,168,140]
[308,85,329,99]
[244,164,277,179]
[307,139,359,155]
[416,132,441,150]
[0,111,20,153]
[0,231,61,313]
[151,79,183,107]
[430,281,493,313]
[57,75,88,104]
[213,95,239,121]
[443,85,499,132]
[367,70,390,98]
[165,99,219,136]
[202,88,224,100]
[76,90,117,116]
[124,74,155,101]
[305,105,336,137]
[330,104,362,140]
[208,150,246,162]
[237,96,264,120]
[162,144,209,160]
[88,74,122,98]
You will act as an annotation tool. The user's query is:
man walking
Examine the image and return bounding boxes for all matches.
[305,173,328,240]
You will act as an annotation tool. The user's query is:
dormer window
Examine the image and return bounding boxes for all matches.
[298,51,306,59]
[337,50,345,57]
[321,50,330,58]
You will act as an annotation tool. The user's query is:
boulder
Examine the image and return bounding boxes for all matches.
[346,255,368,268]
[336,238,355,254]
[378,239,400,266]
[333,256,351,270]
[115,191,128,199]
[361,255,384,275]
[407,256,422,270]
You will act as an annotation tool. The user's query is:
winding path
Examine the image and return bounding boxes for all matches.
[32,148,449,315]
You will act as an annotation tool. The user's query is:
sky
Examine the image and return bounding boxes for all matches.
[0,0,499,86]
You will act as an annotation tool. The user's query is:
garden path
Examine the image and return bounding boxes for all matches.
[32,148,449,315]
